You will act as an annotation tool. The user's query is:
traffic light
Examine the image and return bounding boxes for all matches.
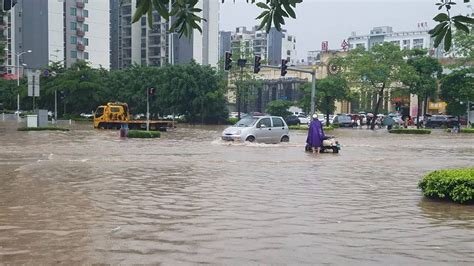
[2,0,17,11]
[148,87,156,96]
[224,52,232,71]
[395,102,401,111]
[59,91,66,100]
[253,55,261,74]
[281,59,288,76]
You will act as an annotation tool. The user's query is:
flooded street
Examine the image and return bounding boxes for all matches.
[1,119,473,264]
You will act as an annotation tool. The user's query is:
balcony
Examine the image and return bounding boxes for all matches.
[76,29,85,37]
[76,16,84,22]
[76,2,84,8]
[77,43,85,51]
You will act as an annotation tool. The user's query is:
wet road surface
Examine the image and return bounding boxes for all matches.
[0,119,473,264]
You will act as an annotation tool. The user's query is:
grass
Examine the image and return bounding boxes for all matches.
[17,126,69,131]
[418,168,474,204]
[389,128,431,134]
[288,125,334,131]
[127,130,161,138]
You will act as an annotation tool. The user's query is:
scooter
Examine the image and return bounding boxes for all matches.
[305,136,340,153]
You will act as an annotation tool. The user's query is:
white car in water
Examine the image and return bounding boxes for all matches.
[222,116,290,143]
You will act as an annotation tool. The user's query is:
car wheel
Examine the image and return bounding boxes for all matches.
[246,136,255,142]
[332,147,339,153]
[281,136,289,142]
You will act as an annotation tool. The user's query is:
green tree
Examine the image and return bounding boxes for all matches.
[0,79,19,110]
[453,25,474,64]
[402,51,443,128]
[299,75,350,125]
[339,42,409,130]
[316,75,350,125]
[266,99,292,117]
[40,61,107,116]
[440,68,474,117]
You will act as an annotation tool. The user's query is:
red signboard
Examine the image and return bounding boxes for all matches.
[321,41,328,52]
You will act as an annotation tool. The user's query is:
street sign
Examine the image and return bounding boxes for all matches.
[27,70,40,97]
[43,69,49,77]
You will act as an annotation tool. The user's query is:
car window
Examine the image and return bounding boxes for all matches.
[110,107,121,113]
[95,107,104,117]
[272,118,284,127]
[257,118,271,128]
[338,116,352,122]
[235,117,258,127]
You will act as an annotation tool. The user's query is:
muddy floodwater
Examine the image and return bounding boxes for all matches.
[0,118,473,264]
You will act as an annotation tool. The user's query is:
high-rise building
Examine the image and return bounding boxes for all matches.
[110,0,219,70]
[218,31,231,60]
[223,26,297,65]
[347,26,444,57]
[4,0,110,72]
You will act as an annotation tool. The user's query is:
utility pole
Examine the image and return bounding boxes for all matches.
[54,90,58,121]
[237,59,247,119]
[146,89,150,131]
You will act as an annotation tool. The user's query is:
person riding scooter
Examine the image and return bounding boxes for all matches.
[306,114,325,154]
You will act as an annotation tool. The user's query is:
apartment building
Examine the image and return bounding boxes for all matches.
[110,0,219,70]
[4,0,110,73]
[221,26,297,65]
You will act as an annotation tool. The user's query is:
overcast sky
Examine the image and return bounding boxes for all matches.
[220,0,472,60]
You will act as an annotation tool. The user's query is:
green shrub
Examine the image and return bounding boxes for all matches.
[17,127,69,131]
[331,123,340,128]
[127,130,161,138]
[460,128,474,133]
[227,117,239,125]
[418,168,474,204]
[389,129,431,134]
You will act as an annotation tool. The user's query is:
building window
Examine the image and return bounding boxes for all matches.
[70,22,77,30]
[70,36,77,44]
[83,24,89,32]
[83,10,89,17]
[84,38,89,46]
[84,52,89,60]
[403,39,410,50]
[71,50,77,58]
[70,7,77,16]
[356,43,365,49]
[413,38,424,49]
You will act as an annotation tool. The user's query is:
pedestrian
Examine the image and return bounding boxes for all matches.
[383,116,395,130]
[359,116,364,128]
[306,114,325,154]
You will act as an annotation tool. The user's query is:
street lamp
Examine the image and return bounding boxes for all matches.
[4,48,32,112]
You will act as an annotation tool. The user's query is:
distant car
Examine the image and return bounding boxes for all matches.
[332,115,354,127]
[222,116,290,143]
[297,114,310,125]
[425,115,448,128]
[285,115,300,126]
[80,112,93,119]
[446,116,461,128]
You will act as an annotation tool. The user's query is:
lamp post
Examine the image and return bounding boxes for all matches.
[4,48,32,112]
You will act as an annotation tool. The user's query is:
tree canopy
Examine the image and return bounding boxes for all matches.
[440,68,474,116]
[339,42,410,129]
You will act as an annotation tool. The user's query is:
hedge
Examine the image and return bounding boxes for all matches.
[17,127,69,131]
[127,130,160,138]
[446,128,474,133]
[227,117,239,125]
[289,125,334,131]
[389,129,431,134]
[418,168,474,204]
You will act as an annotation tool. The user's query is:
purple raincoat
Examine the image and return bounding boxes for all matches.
[306,119,325,148]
